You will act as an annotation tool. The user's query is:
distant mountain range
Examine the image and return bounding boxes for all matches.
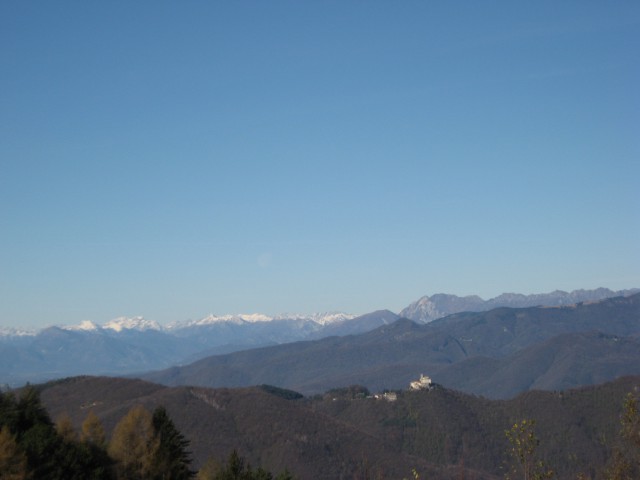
[0,288,637,390]
[2,312,357,336]
[9,289,638,479]
[399,287,640,323]
[0,311,389,386]
[142,293,640,398]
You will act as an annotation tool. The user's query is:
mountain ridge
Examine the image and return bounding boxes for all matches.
[1,288,637,388]
[3,287,636,334]
[400,287,639,323]
[141,293,640,398]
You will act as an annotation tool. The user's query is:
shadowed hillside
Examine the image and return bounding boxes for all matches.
[37,375,640,480]
[313,376,640,479]
[38,376,443,479]
[433,330,640,398]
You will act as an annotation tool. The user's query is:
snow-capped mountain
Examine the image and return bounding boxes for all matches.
[0,310,365,386]
[62,320,100,332]
[167,313,272,329]
[1,288,637,388]
[279,312,357,326]
[167,312,356,330]
[0,326,35,337]
[102,316,162,332]
[60,316,163,333]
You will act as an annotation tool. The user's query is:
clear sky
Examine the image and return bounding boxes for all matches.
[1,2,639,328]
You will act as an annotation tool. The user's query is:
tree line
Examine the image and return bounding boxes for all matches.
[0,386,292,479]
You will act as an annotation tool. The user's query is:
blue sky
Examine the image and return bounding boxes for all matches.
[1,2,639,328]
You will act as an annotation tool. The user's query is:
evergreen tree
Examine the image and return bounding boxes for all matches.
[0,391,19,433]
[15,386,53,434]
[219,450,247,480]
[150,406,195,479]
[81,441,116,480]
[14,386,61,478]
[53,436,114,480]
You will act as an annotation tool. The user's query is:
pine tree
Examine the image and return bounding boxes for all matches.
[15,386,53,434]
[14,386,61,478]
[220,449,246,479]
[0,391,19,433]
[150,406,194,479]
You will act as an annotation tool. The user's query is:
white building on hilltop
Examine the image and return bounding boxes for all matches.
[409,374,432,391]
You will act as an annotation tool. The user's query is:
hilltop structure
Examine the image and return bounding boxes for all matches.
[410,374,432,391]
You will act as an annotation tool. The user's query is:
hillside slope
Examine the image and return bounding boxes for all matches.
[435,330,640,398]
[38,376,442,479]
[37,375,640,480]
[400,288,639,323]
[141,294,640,397]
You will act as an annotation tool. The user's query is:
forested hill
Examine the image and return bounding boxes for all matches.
[141,294,640,397]
[37,375,640,480]
[38,376,437,480]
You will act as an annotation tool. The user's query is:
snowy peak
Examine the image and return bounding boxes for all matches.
[239,313,273,323]
[62,320,100,332]
[102,316,162,332]
[191,315,243,326]
[61,311,357,333]
[59,317,161,333]
[167,314,271,329]
[167,312,355,330]
[0,326,35,337]
[268,312,356,325]
[308,312,356,325]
